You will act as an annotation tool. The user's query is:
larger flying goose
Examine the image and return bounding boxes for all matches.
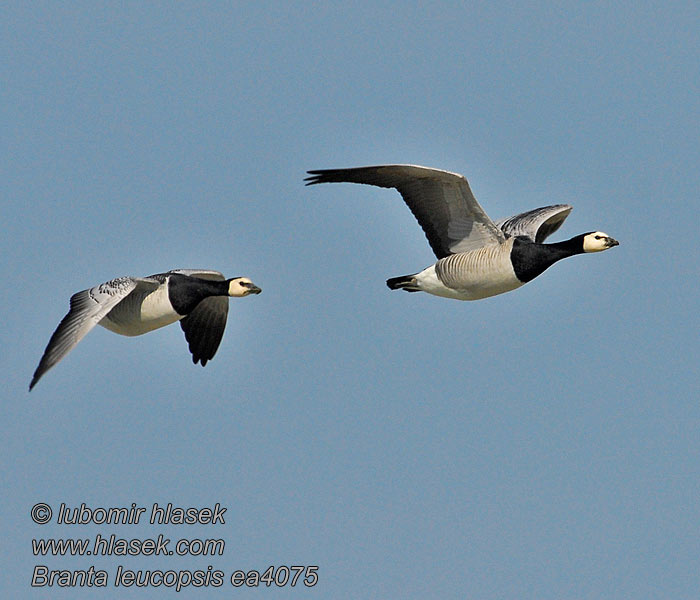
[305,164,618,301]
[30,269,261,390]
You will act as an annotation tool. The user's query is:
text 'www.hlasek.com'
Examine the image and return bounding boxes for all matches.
[30,502,319,591]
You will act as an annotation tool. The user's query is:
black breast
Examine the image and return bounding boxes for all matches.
[510,237,570,283]
[167,275,224,315]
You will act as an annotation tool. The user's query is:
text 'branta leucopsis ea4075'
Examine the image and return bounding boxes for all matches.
[29,269,261,391]
[305,165,618,301]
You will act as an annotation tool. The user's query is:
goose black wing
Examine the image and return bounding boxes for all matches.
[173,270,228,366]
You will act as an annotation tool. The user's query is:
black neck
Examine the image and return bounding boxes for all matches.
[510,235,586,283]
[167,275,229,315]
[545,234,588,256]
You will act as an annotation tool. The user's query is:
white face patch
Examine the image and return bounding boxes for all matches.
[583,231,615,253]
[228,277,259,297]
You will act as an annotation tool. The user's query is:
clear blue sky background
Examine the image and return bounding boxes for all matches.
[2,2,698,598]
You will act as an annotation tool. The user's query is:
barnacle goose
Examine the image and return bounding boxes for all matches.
[305,164,618,301]
[29,269,261,390]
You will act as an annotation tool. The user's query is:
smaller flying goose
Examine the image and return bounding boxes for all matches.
[305,164,618,301]
[29,269,261,390]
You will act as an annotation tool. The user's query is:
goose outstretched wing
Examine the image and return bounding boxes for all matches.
[30,276,159,390]
[306,165,505,258]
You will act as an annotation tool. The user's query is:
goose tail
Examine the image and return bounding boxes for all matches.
[386,274,421,292]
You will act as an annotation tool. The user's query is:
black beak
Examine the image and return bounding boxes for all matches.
[607,237,619,248]
[245,283,262,294]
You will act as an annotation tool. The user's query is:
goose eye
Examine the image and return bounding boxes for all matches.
[595,235,602,240]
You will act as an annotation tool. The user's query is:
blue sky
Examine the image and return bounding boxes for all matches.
[2,2,698,598]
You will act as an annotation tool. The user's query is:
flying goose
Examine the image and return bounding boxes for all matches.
[29,269,261,390]
[305,164,618,301]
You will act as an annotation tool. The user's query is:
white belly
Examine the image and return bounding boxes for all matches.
[99,287,182,336]
[418,243,524,301]
[413,265,475,300]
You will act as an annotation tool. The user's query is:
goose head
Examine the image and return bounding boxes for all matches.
[227,277,262,297]
[582,231,619,253]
